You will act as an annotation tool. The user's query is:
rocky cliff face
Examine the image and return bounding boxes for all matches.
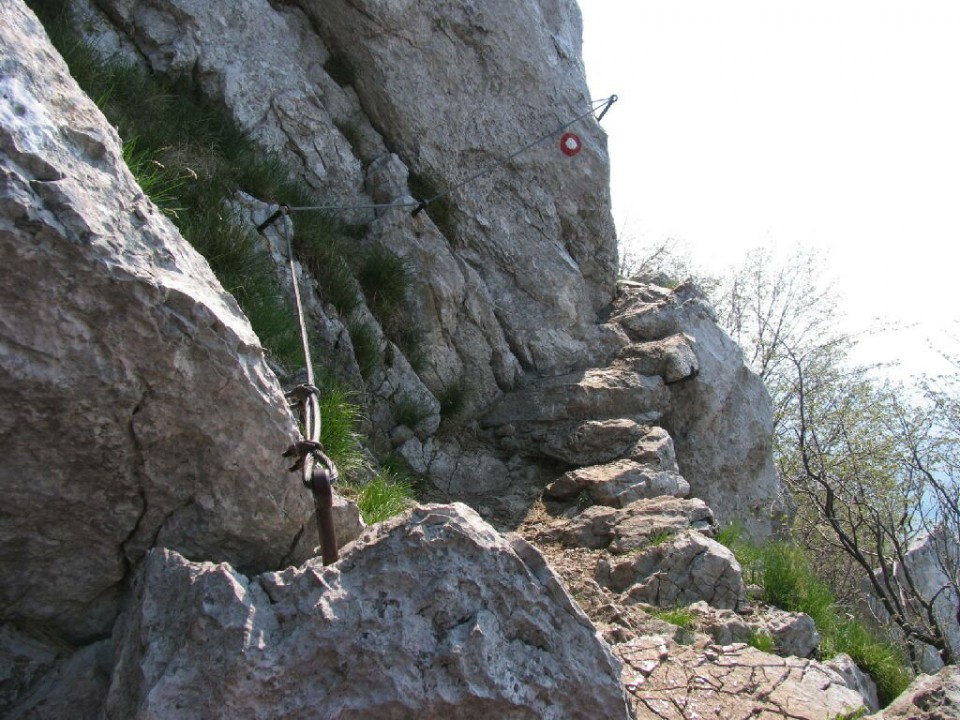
[0,1,861,718]
[63,0,783,537]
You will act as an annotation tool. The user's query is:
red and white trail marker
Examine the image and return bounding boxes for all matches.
[560,132,582,156]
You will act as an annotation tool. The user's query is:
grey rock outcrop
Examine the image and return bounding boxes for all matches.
[545,459,690,507]
[881,529,960,673]
[106,504,631,720]
[827,653,881,713]
[0,1,320,641]
[2,634,111,720]
[598,531,747,610]
[870,665,960,720]
[609,282,786,539]
[302,0,618,374]
[87,0,617,397]
[687,601,821,659]
[542,496,717,552]
[617,636,868,719]
[71,0,784,541]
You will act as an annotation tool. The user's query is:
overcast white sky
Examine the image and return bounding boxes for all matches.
[579,1,960,377]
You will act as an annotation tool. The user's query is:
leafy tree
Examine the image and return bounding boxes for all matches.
[710,245,959,669]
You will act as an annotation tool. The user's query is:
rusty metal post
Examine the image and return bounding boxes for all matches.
[310,465,339,565]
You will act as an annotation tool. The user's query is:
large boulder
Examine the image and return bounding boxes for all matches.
[598,531,747,610]
[106,504,632,719]
[0,1,316,641]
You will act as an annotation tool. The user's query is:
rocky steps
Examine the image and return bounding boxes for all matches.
[2,0,957,718]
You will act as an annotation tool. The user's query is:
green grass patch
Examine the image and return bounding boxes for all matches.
[348,321,380,379]
[647,606,695,629]
[717,524,913,706]
[747,630,776,653]
[350,470,415,525]
[647,531,677,547]
[316,380,366,477]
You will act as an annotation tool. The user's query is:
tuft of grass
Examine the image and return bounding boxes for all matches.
[438,376,471,418]
[351,470,415,525]
[348,321,380,379]
[647,531,677,547]
[391,394,432,430]
[747,630,776,653]
[357,244,412,321]
[291,212,361,314]
[408,171,457,241]
[575,490,594,511]
[832,618,913,708]
[121,138,184,215]
[647,606,695,629]
[316,379,366,477]
[334,118,364,156]
[181,209,302,368]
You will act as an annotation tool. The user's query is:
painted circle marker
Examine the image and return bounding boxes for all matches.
[560,132,582,156]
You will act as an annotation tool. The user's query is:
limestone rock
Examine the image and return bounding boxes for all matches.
[760,607,820,659]
[617,635,868,720]
[617,333,699,384]
[687,602,821,659]
[92,0,374,207]
[3,639,111,720]
[482,366,669,430]
[544,459,690,507]
[599,531,747,610]
[542,497,716,552]
[627,425,680,471]
[539,418,647,467]
[871,665,960,720]
[610,282,786,540]
[303,0,619,374]
[0,626,57,714]
[826,653,880,713]
[0,2,315,641]
[106,504,631,719]
[884,528,960,673]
